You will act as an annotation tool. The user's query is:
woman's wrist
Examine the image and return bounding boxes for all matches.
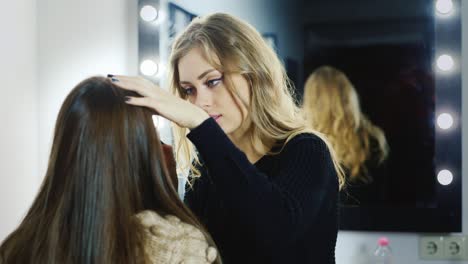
[189,111,210,130]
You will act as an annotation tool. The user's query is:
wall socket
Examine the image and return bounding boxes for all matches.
[444,236,466,260]
[420,236,444,259]
[420,235,467,260]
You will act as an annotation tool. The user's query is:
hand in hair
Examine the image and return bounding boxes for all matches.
[109,75,209,129]
[135,210,218,264]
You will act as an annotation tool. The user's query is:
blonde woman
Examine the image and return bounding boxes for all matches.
[302,65,389,184]
[110,13,344,263]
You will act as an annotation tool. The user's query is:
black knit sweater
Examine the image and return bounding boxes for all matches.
[184,118,339,264]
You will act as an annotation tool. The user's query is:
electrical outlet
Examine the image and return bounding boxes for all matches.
[443,236,466,260]
[420,236,444,259]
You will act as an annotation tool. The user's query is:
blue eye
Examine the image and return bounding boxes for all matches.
[206,77,223,88]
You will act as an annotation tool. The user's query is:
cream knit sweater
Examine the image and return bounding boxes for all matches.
[135,210,218,264]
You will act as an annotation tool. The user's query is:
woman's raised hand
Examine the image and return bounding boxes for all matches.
[108,75,209,129]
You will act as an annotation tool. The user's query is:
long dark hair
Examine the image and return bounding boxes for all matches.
[0,76,219,264]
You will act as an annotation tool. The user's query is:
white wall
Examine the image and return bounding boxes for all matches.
[0,0,39,241]
[37,0,138,175]
[0,0,138,242]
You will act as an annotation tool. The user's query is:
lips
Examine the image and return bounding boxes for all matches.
[209,114,222,121]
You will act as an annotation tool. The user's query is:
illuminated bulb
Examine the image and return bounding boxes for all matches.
[140,60,158,76]
[140,5,158,22]
[436,55,454,71]
[437,113,453,129]
[436,0,453,14]
[437,170,453,185]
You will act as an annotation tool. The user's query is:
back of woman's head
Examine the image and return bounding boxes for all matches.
[302,66,389,182]
[0,76,214,264]
[303,66,361,127]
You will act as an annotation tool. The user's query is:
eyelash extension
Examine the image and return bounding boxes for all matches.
[182,75,224,95]
[205,76,223,87]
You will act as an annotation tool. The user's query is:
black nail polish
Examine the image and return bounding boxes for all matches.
[111,77,119,82]
[107,74,114,78]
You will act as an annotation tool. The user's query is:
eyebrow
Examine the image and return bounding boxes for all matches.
[180,69,217,84]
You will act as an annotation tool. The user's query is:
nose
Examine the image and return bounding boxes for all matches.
[194,86,214,109]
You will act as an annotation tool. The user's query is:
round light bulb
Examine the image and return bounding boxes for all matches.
[140,60,158,76]
[436,55,454,71]
[437,113,453,130]
[437,170,453,185]
[436,0,453,14]
[140,5,158,22]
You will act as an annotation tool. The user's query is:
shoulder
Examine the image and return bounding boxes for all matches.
[135,210,205,240]
[135,210,218,263]
[278,133,337,176]
[286,132,326,144]
[281,132,330,155]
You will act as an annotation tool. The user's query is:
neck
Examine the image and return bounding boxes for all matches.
[228,126,272,164]
[230,135,261,164]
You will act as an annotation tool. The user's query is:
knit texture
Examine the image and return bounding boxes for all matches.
[185,118,339,263]
[135,210,218,264]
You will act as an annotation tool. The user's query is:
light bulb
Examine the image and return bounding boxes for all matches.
[140,5,158,22]
[436,0,453,15]
[437,170,453,185]
[140,60,158,76]
[436,55,454,71]
[437,113,453,130]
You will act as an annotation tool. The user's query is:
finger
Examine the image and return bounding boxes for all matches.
[107,74,134,81]
[124,96,155,109]
[125,97,165,119]
[109,75,152,96]
[110,77,139,92]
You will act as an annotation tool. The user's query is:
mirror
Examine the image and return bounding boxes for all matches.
[302,0,461,232]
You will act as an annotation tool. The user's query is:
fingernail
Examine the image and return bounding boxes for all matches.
[107,74,114,78]
[111,77,119,82]
[124,96,131,102]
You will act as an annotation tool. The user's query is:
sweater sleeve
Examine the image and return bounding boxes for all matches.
[186,118,339,252]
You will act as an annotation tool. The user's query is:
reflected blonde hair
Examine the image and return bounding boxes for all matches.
[302,66,389,183]
[168,13,345,190]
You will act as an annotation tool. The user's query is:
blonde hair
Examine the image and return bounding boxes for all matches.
[168,13,345,189]
[302,66,389,183]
